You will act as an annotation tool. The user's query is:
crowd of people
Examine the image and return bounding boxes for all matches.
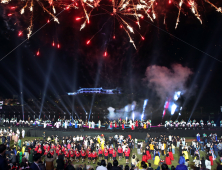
[0,127,222,170]
[3,118,153,130]
[165,119,222,128]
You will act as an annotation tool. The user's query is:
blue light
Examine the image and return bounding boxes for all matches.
[174,91,181,101]
[171,103,177,115]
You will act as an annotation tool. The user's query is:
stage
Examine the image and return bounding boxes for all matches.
[2,125,222,139]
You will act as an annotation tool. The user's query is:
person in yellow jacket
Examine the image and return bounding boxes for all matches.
[182,149,189,160]
[154,152,160,166]
[22,142,26,154]
[97,135,101,143]
[149,143,154,154]
[136,161,149,169]
[144,123,146,129]
[101,139,104,151]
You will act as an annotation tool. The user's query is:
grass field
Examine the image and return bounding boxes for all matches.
[10,137,222,169]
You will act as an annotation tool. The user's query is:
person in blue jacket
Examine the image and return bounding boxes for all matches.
[178,153,185,165]
[176,153,187,170]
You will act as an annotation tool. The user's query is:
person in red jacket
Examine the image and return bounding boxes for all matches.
[142,150,147,162]
[104,148,109,164]
[110,121,112,129]
[50,149,54,156]
[34,145,39,153]
[109,146,113,161]
[124,147,130,164]
[86,147,91,155]
[81,150,86,163]
[75,150,80,162]
[92,150,97,164]
[37,148,42,155]
[98,147,103,161]
[44,150,49,156]
[168,150,174,161]
[55,146,60,155]
[118,145,123,161]
[64,149,70,159]
[70,150,75,161]
[135,120,138,128]
[122,122,125,130]
[58,150,62,156]
[88,151,92,163]
[51,143,55,149]
[112,149,117,161]
[165,153,172,165]
[62,146,66,153]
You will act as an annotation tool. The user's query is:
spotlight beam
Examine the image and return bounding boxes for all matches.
[39,55,54,118]
[188,62,215,121]
[89,59,104,121]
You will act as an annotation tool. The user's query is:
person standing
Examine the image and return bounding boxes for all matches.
[124,147,130,164]
[22,129,25,139]
[117,145,123,161]
[30,153,42,170]
[0,144,9,170]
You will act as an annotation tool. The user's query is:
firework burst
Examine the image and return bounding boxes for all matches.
[1,0,222,50]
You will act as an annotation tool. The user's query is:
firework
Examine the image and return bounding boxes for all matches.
[1,0,221,50]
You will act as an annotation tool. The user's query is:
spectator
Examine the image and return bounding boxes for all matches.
[171,166,175,170]
[110,160,121,170]
[218,142,222,156]
[29,149,34,164]
[22,154,28,164]
[147,163,153,170]
[19,162,30,170]
[201,157,206,169]
[131,154,137,167]
[157,163,168,170]
[45,152,56,170]
[217,162,222,170]
[38,160,46,170]
[11,152,17,165]
[124,165,129,170]
[175,161,188,170]
[107,163,112,170]
[56,155,65,170]
[136,161,148,170]
[30,153,42,170]
[0,144,9,170]
[193,156,201,170]
[214,144,219,158]
[141,163,147,170]
[205,156,211,170]
[65,160,75,170]
[96,160,108,170]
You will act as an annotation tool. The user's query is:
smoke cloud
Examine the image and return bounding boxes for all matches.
[143,64,193,101]
[107,101,138,120]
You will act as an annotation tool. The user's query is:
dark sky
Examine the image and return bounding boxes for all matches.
[0,0,221,117]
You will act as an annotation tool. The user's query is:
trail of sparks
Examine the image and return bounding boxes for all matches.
[1,0,222,49]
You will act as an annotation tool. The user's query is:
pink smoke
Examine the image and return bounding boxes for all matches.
[144,64,193,101]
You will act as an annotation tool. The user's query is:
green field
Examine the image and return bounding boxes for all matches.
[7,137,222,169]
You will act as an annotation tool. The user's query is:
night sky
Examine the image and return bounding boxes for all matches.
[0,0,221,120]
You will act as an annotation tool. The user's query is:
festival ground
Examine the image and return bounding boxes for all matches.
[5,133,222,170]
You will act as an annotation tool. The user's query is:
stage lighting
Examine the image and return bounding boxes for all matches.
[174,91,181,101]
[171,104,177,115]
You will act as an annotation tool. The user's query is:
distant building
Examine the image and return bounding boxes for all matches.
[67,87,121,95]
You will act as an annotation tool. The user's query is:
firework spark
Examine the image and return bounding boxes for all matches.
[1,0,221,50]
